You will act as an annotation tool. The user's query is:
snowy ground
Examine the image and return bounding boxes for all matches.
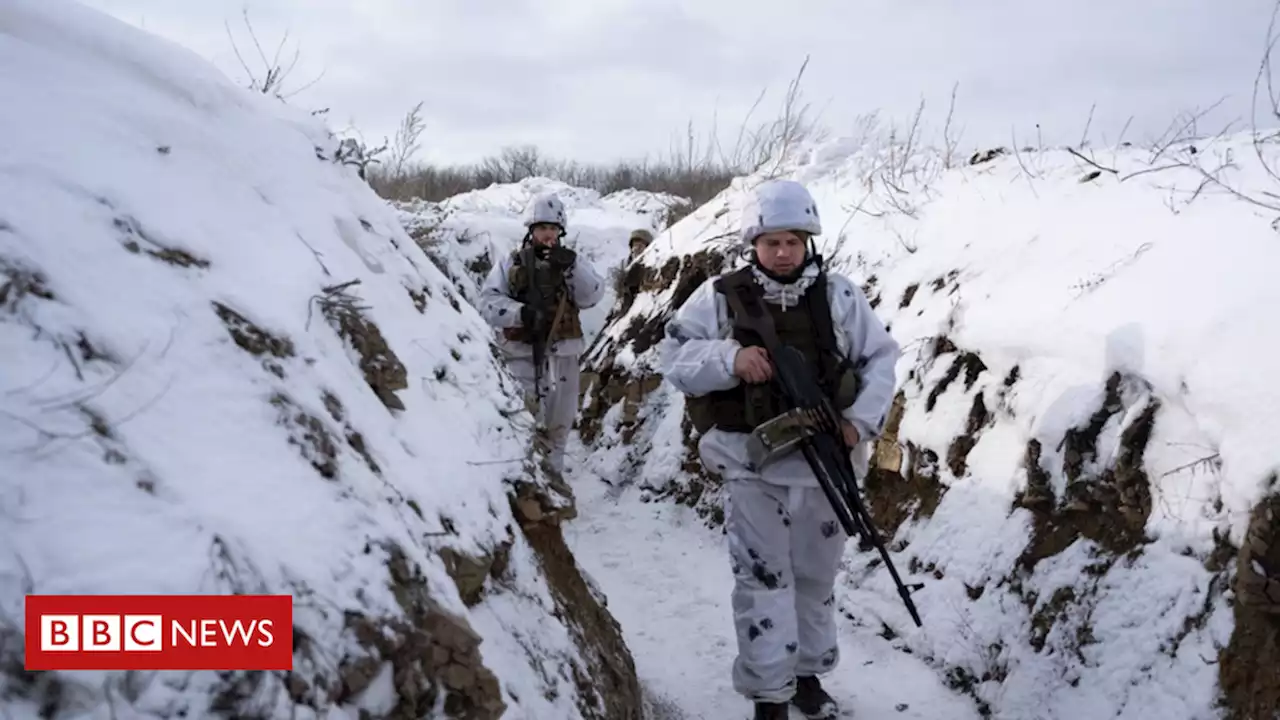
[563,447,983,720]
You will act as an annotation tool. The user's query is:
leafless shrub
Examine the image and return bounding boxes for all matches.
[837,98,954,223]
[387,101,426,180]
[224,9,325,102]
[332,135,388,181]
[942,82,963,170]
[369,144,735,210]
[1046,1,1280,237]
[745,55,829,178]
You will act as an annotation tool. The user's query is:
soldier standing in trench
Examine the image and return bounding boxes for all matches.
[657,179,901,720]
[628,227,653,262]
[479,192,605,476]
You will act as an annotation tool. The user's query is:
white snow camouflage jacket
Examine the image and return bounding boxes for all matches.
[658,263,901,486]
[478,247,606,358]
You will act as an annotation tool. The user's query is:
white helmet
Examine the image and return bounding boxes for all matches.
[739,179,821,245]
[523,192,567,229]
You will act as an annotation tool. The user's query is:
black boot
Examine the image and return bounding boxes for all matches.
[792,675,838,719]
[753,701,789,720]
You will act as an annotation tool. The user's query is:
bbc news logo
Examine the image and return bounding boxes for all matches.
[25,595,292,671]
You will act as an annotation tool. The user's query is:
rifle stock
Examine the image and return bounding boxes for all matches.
[721,277,924,627]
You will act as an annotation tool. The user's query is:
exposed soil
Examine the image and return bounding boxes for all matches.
[1220,488,1280,720]
[315,280,409,411]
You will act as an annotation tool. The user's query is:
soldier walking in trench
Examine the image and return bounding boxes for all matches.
[657,179,901,719]
[479,192,605,475]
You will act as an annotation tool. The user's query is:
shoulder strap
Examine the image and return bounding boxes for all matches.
[805,271,849,394]
[719,268,783,350]
[807,271,838,355]
[714,266,767,339]
[713,266,760,308]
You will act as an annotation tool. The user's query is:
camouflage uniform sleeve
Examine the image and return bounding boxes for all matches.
[478,253,522,329]
[829,274,900,441]
[567,253,606,309]
[657,276,741,397]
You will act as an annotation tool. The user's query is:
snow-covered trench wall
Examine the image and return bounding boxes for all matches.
[0,2,640,718]
[577,132,1280,719]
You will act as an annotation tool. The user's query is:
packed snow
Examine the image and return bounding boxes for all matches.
[565,454,986,720]
[0,1,629,718]
[392,179,688,347]
[570,123,1280,718]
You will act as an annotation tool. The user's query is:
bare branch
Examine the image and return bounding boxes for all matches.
[1159,453,1223,479]
[1250,0,1280,187]
[1078,103,1096,149]
[1010,127,1041,198]
[388,101,427,179]
[1067,147,1118,176]
[942,83,961,169]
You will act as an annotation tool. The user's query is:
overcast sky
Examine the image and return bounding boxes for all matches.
[79,0,1274,167]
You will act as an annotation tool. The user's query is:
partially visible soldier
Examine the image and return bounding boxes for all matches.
[658,179,900,720]
[479,192,605,475]
[628,227,653,262]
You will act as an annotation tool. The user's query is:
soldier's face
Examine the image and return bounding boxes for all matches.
[531,224,561,246]
[754,231,807,275]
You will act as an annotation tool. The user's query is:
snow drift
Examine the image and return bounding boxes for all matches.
[391,179,688,349]
[577,123,1280,718]
[0,1,640,718]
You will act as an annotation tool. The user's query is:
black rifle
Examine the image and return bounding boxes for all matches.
[720,276,925,627]
[520,244,550,406]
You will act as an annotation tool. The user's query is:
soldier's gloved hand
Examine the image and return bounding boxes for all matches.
[519,303,544,330]
[547,246,576,270]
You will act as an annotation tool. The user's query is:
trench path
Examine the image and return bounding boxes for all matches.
[561,447,983,720]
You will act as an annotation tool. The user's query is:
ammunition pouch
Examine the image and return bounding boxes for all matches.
[834,359,862,410]
[684,382,775,435]
[745,407,825,469]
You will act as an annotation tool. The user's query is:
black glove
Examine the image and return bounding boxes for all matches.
[546,246,576,270]
[520,303,547,331]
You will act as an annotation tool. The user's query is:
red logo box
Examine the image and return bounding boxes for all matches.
[25,595,292,671]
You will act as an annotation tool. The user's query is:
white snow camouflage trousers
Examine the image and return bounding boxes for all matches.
[726,476,847,702]
[507,353,580,475]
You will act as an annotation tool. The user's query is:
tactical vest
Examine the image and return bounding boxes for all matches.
[505,248,583,343]
[685,266,856,434]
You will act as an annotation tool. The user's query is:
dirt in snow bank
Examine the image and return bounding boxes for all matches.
[1220,483,1280,720]
[579,248,730,526]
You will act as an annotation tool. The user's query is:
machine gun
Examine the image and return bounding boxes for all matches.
[720,276,924,627]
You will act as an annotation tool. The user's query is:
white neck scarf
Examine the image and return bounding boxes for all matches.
[750,263,818,311]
